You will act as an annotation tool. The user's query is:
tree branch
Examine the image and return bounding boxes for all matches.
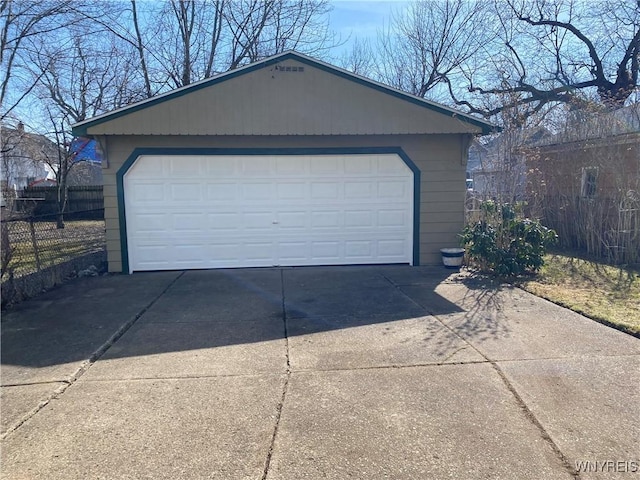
[513,5,606,82]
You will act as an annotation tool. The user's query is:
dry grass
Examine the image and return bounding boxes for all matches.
[520,253,640,337]
[2,220,105,280]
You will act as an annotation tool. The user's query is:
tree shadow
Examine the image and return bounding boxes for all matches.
[1,266,508,372]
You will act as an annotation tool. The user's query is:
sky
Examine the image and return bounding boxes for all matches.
[8,1,410,135]
[326,1,409,53]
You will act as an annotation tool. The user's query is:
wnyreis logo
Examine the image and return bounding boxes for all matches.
[575,460,639,473]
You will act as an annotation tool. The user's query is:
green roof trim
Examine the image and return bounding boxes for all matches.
[73,51,498,137]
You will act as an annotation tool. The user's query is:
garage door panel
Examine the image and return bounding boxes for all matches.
[344,156,374,174]
[276,157,307,175]
[209,243,243,263]
[311,182,340,198]
[207,183,238,200]
[170,183,202,201]
[206,158,237,175]
[344,210,373,227]
[378,239,408,257]
[134,213,167,232]
[345,240,373,257]
[378,181,409,198]
[207,212,239,230]
[378,210,408,227]
[130,183,165,202]
[242,157,274,176]
[168,157,204,176]
[311,211,341,228]
[277,182,308,200]
[310,156,342,175]
[277,211,308,229]
[130,156,165,177]
[244,242,275,261]
[242,212,274,230]
[277,242,309,262]
[242,183,273,200]
[311,241,341,259]
[377,157,410,175]
[344,182,373,198]
[124,154,413,272]
[173,244,207,263]
[134,243,171,268]
[174,213,206,231]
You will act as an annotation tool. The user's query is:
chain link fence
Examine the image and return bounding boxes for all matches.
[1,209,106,306]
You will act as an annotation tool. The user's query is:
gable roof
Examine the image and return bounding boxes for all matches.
[72,51,497,137]
[1,125,62,161]
[531,104,640,147]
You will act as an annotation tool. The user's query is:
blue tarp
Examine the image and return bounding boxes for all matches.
[70,137,102,164]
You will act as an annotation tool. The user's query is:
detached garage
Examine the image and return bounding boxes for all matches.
[72,51,495,273]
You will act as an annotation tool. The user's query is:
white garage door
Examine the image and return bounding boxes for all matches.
[123,154,414,272]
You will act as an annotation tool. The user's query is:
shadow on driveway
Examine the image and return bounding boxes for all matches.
[1,265,507,377]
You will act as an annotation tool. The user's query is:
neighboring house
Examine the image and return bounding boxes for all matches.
[468,127,551,201]
[1,123,57,192]
[28,178,57,187]
[466,139,487,192]
[525,104,640,263]
[72,51,496,273]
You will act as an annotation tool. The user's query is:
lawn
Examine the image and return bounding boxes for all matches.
[520,253,640,337]
[2,220,106,280]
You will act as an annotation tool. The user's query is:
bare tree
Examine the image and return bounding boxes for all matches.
[3,0,336,229]
[42,109,72,228]
[24,23,139,227]
[451,0,640,117]
[31,31,142,121]
[248,0,334,59]
[4,0,335,130]
[63,1,161,98]
[376,0,491,100]
[338,38,375,76]
[82,0,333,93]
[0,0,76,119]
[149,0,333,89]
[130,0,153,97]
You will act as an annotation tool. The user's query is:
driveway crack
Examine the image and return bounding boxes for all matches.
[392,281,580,479]
[449,332,580,479]
[260,268,291,480]
[1,271,185,440]
[438,345,470,364]
[489,362,581,479]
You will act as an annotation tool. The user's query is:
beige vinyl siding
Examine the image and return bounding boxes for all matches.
[423,212,466,224]
[87,60,482,137]
[427,202,468,214]
[102,134,468,272]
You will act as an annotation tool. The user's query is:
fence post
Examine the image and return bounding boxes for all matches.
[1,212,12,276]
[28,218,42,272]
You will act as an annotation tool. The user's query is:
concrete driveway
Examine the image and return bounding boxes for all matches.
[1,266,638,479]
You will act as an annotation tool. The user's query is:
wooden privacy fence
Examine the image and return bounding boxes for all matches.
[17,186,104,219]
[534,194,639,265]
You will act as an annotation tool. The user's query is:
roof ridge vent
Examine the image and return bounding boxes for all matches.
[274,65,304,72]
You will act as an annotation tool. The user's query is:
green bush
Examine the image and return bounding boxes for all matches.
[460,201,557,277]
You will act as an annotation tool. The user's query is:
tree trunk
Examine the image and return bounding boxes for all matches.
[56,163,67,229]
